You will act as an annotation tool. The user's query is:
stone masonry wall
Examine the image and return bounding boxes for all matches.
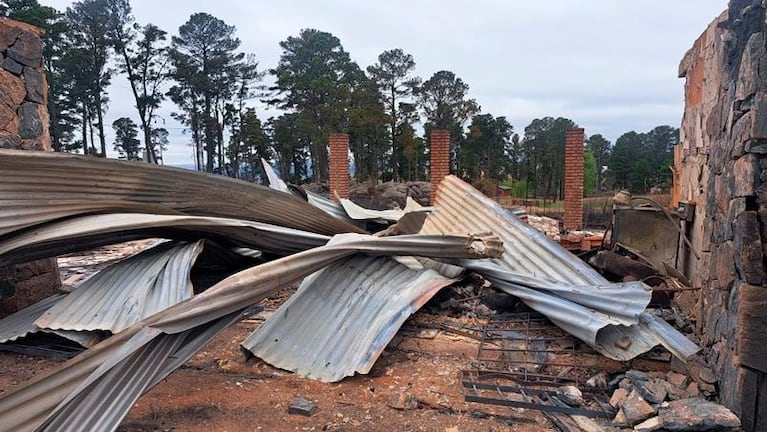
[0,19,59,318]
[329,133,349,201]
[430,130,450,204]
[0,19,50,151]
[677,2,767,430]
[564,128,585,230]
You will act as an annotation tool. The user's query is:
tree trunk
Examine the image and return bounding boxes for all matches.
[81,103,88,155]
[119,45,156,164]
[88,112,97,155]
[48,98,61,152]
[390,86,397,181]
[216,109,224,174]
[94,87,106,157]
[204,96,214,172]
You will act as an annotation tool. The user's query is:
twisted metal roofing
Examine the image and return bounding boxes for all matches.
[36,241,203,334]
[0,294,64,344]
[0,149,363,237]
[0,213,330,266]
[0,233,502,432]
[241,255,457,382]
[422,176,699,361]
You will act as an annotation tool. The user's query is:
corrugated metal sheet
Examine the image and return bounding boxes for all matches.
[241,255,458,382]
[0,295,104,348]
[423,176,699,361]
[0,294,64,343]
[0,213,330,266]
[0,149,364,237]
[339,196,425,222]
[0,233,502,432]
[339,198,406,221]
[260,158,290,193]
[306,190,362,224]
[423,176,603,284]
[260,158,364,227]
[36,241,203,334]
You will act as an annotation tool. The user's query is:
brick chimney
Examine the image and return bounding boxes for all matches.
[564,128,585,231]
[329,133,349,202]
[430,130,450,204]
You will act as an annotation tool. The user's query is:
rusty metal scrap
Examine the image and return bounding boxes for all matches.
[0,149,363,237]
[421,175,699,361]
[0,213,329,266]
[0,232,502,432]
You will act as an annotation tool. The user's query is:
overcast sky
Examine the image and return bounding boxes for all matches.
[44,0,727,166]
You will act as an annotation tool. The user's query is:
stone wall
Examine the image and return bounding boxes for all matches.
[677,2,767,430]
[0,19,59,318]
[563,128,585,230]
[0,19,49,151]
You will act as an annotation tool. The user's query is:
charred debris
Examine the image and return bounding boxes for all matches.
[0,150,738,431]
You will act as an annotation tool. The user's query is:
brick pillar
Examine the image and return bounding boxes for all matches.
[430,130,450,204]
[0,19,60,318]
[564,128,585,231]
[329,133,349,202]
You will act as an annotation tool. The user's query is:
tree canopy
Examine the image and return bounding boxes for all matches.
[2,0,680,198]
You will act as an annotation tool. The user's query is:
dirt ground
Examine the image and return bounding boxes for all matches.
[0,298,556,432]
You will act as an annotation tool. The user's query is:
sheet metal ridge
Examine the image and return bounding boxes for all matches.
[0,149,364,236]
[241,255,457,382]
[423,175,605,285]
[35,241,202,333]
[0,294,64,343]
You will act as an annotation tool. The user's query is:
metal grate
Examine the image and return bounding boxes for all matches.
[461,312,614,418]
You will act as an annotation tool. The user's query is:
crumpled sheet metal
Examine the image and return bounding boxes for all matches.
[260,157,364,227]
[0,213,330,266]
[0,294,65,344]
[0,149,363,237]
[260,158,290,193]
[462,262,698,361]
[36,241,203,334]
[0,233,502,432]
[423,176,603,284]
[241,255,458,382]
[339,196,426,222]
[0,295,103,348]
[424,175,699,361]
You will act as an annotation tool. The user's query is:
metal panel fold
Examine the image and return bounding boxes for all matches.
[36,241,203,334]
[0,149,363,237]
[241,255,458,382]
[423,175,699,361]
[0,233,502,432]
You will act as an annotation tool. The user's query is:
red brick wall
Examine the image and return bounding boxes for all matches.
[564,128,585,230]
[430,130,450,204]
[329,133,349,202]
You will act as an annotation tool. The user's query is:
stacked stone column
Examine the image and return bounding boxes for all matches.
[564,128,585,231]
[0,19,60,318]
[677,3,767,429]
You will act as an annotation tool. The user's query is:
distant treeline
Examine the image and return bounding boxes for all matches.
[2,0,677,195]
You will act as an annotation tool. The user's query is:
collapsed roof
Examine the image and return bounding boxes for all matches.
[0,149,698,431]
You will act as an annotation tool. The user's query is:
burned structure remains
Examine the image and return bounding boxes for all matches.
[0,19,59,318]
[0,2,766,431]
[677,1,767,429]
